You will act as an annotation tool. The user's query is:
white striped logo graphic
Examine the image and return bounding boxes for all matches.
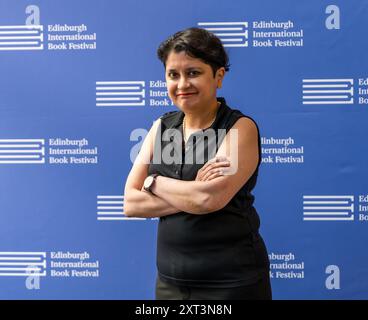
[97,195,129,220]
[96,81,145,107]
[198,22,248,47]
[0,252,46,276]
[0,139,45,164]
[303,195,354,221]
[97,195,157,220]
[0,25,43,51]
[302,79,354,105]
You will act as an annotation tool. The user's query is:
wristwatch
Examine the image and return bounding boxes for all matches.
[143,174,159,193]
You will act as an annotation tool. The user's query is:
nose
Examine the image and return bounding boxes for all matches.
[177,76,190,90]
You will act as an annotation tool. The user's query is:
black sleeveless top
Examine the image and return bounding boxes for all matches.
[148,97,270,288]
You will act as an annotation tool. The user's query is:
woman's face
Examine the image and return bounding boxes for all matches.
[165,51,225,112]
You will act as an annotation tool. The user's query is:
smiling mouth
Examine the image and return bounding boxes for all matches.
[177,93,197,97]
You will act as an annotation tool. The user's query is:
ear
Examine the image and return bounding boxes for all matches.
[216,67,226,88]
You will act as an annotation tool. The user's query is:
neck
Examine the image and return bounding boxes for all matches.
[183,99,220,130]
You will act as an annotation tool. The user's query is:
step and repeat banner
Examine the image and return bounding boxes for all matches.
[0,0,367,299]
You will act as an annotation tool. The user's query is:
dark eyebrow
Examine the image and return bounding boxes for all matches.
[167,67,203,73]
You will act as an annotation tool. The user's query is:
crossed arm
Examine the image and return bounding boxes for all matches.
[123,117,259,218]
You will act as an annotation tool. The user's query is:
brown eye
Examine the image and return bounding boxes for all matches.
[188,71,200,76]
[168,72,177,79]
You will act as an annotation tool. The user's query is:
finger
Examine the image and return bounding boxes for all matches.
[196,164,213,181]
[204,163,232,180]
[196,159,216,179]
[206,161,231,172]
[208,157,218,164]
[204,169,224,181]
[197,157,217,174]
[198,158,230,180]
[201,161,230,179]
[202,167,223,181]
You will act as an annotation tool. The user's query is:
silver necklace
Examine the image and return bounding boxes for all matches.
[182,101,220,143]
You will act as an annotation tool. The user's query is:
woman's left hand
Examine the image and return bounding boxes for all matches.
[195,156,230,182]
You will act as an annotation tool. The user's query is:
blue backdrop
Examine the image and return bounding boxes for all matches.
[0,0,367,299]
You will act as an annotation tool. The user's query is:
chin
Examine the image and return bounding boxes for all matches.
[176,97,200,107]
[177,102,198,110]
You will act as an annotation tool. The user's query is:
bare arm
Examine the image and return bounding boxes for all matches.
[123,118,181,218]
[150,117,259,214]
[149,176,210,214]
[124,188,180,218]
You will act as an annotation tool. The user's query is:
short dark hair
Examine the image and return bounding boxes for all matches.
[157,27,230,77]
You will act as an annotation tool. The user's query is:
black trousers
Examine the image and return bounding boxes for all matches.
[155,274,272,300]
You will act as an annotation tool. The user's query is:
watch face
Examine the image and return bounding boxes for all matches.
[144,176,154,189]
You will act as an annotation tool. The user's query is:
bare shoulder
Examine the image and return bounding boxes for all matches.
[232,116,258,132]
[133,117,161,166]
[147,117,162,145]
[229,116,259,145]
[151,117,161,134]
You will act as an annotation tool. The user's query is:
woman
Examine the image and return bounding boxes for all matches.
[124,27,271,300]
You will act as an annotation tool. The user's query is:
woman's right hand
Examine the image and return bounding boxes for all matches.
[195,156,230,182]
